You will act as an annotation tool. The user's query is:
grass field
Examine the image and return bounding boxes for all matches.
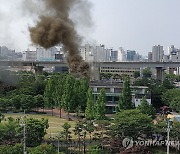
[3,113,76,139]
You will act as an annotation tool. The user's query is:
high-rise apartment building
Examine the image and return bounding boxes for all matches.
[22,49,37,61]
[36,47,57,61]
[118,47,126,62]
[79,44,94,62]
[110,50,118,62]
[152,45,164,62]
[127,50,136,61]
[79,44,111,62]
[0,46,16,60]
[148,52,152,62]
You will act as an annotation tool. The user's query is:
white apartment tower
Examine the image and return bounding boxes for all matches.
[36,47,57,61]
[79,44,94,62]
[80,44,111,62]
[118,47,126,62]
[152,45,164,62]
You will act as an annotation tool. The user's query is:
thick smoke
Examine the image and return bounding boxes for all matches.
[29,0,91,77]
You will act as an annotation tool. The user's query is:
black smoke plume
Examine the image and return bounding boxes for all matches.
[29,0,91,77]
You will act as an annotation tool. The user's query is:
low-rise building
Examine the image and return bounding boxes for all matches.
[100,66,140,78]
[89,80,151,113]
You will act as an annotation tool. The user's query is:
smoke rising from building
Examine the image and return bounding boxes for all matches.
[29,0,91,77]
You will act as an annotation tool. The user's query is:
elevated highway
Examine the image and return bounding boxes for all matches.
[0,60,180,80]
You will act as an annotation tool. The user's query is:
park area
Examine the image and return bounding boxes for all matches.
[3,112,76,139]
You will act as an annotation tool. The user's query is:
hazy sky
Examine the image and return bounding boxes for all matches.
[0,0,180,55]
[90,0,180,55]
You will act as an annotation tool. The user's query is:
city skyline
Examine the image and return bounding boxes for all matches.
[0,0,180,55]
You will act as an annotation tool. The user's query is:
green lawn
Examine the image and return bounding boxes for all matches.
[3,113,76,139]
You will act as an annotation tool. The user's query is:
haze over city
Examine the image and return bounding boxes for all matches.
[0,0,180,55]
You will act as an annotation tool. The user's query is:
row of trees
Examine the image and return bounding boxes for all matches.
[44,74,89,118]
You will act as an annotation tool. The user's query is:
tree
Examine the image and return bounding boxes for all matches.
[0,98,10,111]
[61,122,71,145]
[10,94,35,111]
[134,78,166,108]
[20,95,35,111]
[142,68,152,78]
[53,75,65,118]
[28,144,57,154]
[32,75,47,95]
[162,89,180,106]
[169,96,180,112]
[133,71,140,79]
[94,89,106,120]
[34,94,45,110]
[84,121,95,142]
[10,95,21,110]
[25,118,49,147]
[61,75,75,120]
[0,144,23,154]
[74,121,84,152]
[137,97,156,119]
[118,77,134,110]
[79,77,89,111]
[111,109,153,139]
[162,78,175,90]
[85,88,95,120]
[170,123,180,141]
[71,79,81,110]
[94,120,110,147]
[100,73,113,80]
[0,117,20,145]
[44,76,57,115]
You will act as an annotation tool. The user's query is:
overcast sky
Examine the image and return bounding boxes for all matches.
[0,0,180,55]
[90,0,180,55]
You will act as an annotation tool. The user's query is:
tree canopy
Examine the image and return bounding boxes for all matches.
[118,77,134,110]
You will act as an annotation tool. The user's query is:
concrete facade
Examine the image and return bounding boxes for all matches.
[152,45,164,62]
[118,47,126,62]
[22,50,37,61]
[89,81,151,113]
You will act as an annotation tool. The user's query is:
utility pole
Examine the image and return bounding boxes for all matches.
[167,120,170,154]
[23,110,27,154]
[167,119,172,154]
[57,132,62,154]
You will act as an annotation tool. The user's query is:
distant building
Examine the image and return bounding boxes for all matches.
[0,46,16,60]
[89,80,151,113]
[79,44,111,62]
[94,45,111,62]
[152,45,164,62]
[36,47,57,61]
[55,52,64,61]
[118,47,126,62]
[148,52,152,62]
[79,44,94,62]
[100,66,140,78]
[127,50,136,61]
[22,50,37,61]
[110,50,118,62]
[168,45,177,55]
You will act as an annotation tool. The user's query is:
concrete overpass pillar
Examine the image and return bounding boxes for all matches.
[176,67,180,75]
[34,66,44,77]
[156,67,165,81]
